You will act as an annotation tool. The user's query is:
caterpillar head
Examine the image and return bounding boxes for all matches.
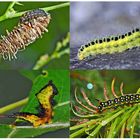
[19,9,51,24]
[77,45,87,60]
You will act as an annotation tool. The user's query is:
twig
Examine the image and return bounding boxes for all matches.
[0,2,70,22]
[33,32,70,70]
[0,98,28,114]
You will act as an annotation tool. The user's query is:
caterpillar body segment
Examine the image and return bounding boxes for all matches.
[78,28,140,60]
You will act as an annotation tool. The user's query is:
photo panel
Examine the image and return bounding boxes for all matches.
[70,70,140,138]
[0,2,69,69]
[70,2,140,69]
[0,70,69,138]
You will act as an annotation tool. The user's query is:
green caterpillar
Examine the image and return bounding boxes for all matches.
[77,28,140,60]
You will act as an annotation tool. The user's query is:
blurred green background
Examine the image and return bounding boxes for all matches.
[0,2,69,69]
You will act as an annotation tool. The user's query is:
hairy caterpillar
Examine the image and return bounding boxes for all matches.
[1,80,58,127]
[0,9,51,61]
[77,28,140,60]
[73,78,140,114]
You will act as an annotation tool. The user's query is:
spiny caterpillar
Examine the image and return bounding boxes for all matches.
[73,78,140,114]
[1,80,58,127]
[78,28,140,60]
[0,9,51,61]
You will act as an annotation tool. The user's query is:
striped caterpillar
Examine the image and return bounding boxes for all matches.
[0,9,51,61]
[78,28,140,60]
[0,80,58,127]
[73,78,140,114]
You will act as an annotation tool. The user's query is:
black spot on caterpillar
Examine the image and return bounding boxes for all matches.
[78,28,140,60]
[0,9,51,61]
[73,78,140,114]
[0,80,58,127]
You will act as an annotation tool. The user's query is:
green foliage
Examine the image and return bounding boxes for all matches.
[0,70,70,138]
[0,2,69,69]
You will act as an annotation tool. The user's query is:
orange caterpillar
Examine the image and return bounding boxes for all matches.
[1,80,58,127]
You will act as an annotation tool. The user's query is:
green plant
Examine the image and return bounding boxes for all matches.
[0,70,70,138]
[0,2,69,69]
[70,71,140,138]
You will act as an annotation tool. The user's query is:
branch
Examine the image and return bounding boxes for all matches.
[33,32,70,70]
[0,2,70,22]
[7,122,69,138]
[0,98,28,114]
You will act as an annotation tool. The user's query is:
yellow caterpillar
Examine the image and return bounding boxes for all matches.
[78,28,140,60]
[1,80,58,127]
[14,80,58,127]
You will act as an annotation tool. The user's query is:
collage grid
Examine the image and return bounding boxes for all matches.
[0,1,139,139]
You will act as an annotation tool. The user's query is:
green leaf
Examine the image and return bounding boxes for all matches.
[19,70,41,81]
[0,70,70,138]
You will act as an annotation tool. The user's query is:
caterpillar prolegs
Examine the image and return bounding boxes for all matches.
[78,28,140,60]
[73,78,140,114]
[0,9,51,61]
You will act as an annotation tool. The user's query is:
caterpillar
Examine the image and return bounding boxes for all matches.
[73,78,140,114]
[0,80,58,127]
[77,28,140,60]
[97,93,140,112]
[0,9,51,61]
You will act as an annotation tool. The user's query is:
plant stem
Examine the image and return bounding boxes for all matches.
[0,98,28,114]
[54,101,70,109]
[107,117,119,138]
[42,2,69,11]
[33,33,70,70]
[120,122,126,138]
[5,2,16,13]
[70,119,98,131]
[0,2,69,22]
[100,109,124,126]
[70,127,86,138]
[8,122,69,138]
